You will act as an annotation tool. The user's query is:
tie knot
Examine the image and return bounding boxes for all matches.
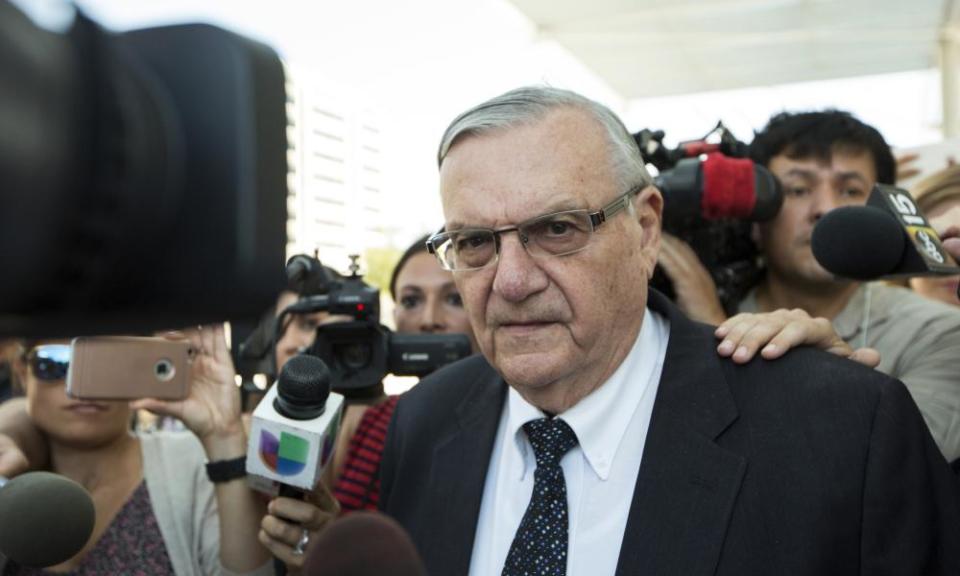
[523,417,578,468]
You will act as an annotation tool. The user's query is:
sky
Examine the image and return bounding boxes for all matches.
[36,0,951,248]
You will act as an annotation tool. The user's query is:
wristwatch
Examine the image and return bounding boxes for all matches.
[205,456,247,483]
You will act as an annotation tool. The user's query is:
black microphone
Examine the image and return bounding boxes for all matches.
[812,185,960,280]
[301,512,426,576]
[656,153,783,223]
[0,472,95,567]
[273,356,332,421]
[812,206,905,280]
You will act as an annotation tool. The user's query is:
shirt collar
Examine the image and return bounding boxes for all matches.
[506,307,668,481]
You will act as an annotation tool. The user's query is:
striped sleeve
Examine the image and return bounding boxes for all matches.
[333,395,399,512]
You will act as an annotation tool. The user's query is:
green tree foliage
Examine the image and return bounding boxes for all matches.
[364,247,403,295]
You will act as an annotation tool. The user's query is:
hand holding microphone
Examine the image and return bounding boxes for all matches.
[259,481,340,568]
[246,353,345,573]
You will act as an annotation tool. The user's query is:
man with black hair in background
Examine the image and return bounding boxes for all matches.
[662,110,960,465]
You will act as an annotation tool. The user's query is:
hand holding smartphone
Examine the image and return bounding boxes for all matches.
[66,336,192,401]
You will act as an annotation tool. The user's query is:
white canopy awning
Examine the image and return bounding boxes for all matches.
[508,0,957,99]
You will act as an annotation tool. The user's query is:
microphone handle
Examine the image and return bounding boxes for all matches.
[273,484,307,576]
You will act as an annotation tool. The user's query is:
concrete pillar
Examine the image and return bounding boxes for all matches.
[941,26,960,138]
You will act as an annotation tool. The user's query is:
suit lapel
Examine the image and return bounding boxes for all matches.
[616,292,746,576]
[425,366,506,575]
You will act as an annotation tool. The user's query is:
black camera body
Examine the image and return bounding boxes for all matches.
[281,256,471,393]
[1,3,287,337]
[635,123,782,314]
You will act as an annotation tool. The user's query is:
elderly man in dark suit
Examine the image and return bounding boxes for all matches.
[379,86,960,576]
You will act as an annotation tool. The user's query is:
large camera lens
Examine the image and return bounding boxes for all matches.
[337,343,372,371]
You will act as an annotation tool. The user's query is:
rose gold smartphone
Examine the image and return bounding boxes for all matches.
[66,336,191,400]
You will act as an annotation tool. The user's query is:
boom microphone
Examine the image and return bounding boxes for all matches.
[812,185,960,281]
[656,153,783,224]
[301,512,426,576]
[0,472,95,567]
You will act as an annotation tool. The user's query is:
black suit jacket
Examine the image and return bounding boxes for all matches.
[380,291,960,575]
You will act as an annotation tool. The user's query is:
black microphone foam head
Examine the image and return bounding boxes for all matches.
[274,354,331,420]
[302,511,426,576]
[812,205,906,280]
[0,472,95,567]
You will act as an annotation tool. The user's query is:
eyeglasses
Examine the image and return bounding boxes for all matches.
[426,184,647,271]
[27,345,71,382]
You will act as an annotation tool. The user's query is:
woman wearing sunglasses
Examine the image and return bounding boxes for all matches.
[1,327,272,576]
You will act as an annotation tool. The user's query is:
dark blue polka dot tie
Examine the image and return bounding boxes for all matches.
[502,417,579,576]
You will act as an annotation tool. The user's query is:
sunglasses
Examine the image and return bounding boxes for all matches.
[27,345,72,382]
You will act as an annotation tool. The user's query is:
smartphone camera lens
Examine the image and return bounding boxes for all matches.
[155,359,176,382]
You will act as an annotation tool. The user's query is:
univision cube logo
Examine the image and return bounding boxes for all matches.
[259,430,310,476]
[320,410,342,469]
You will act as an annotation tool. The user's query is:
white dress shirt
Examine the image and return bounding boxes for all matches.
[468,308,670,576]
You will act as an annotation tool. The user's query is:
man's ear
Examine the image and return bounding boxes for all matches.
[636,186,663,278]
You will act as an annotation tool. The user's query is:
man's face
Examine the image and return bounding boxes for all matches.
[757,150,877,286]
[439,108,661,406]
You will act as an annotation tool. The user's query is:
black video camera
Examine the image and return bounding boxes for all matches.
[278,255,472,394]
[635,123,782,314]
[0,2,287,337]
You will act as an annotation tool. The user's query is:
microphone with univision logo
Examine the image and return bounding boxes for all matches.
[245,354,345,495]
[246,354,344,576]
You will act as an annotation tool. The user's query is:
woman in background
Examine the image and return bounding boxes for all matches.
[2,328,271,576]
[909,165,960,306]
[259,235,480,568]
[391,233,479,352]
[331,234,478,511]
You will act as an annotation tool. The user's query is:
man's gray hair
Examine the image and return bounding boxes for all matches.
[437,86,653,190]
